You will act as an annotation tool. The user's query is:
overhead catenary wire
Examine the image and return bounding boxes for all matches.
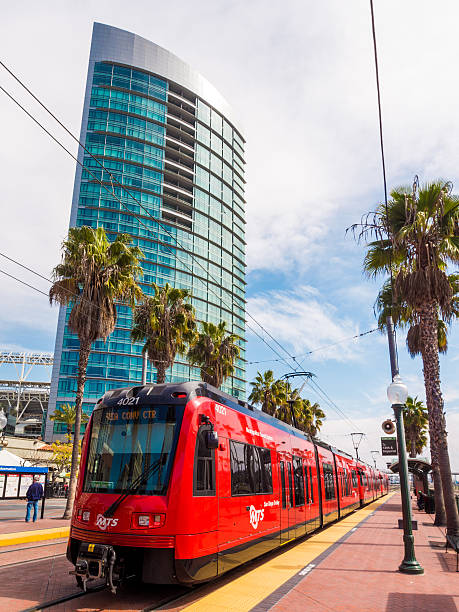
[369,0,399,368]
[2,250,366,432]
[0,268,49,297]
[0,63,368,440]
[0,60,303,366]
[248,328,379,365]
[0,74,304,383]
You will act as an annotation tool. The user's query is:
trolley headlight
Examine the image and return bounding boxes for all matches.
[138,514,150,527]
[132,512,165,528]
[77,508,91,522]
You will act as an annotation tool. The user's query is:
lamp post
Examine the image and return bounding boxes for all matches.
[0,408,7,451]
[371,450,380,468]
[387,375,424,574]
[351,432,364,460]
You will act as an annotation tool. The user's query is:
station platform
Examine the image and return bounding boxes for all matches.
[0,492,456,611]
[0,499,69,546]
[179,492,457,612]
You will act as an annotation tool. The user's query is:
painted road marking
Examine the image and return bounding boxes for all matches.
[298,563,316,576]
[0,527,70,547]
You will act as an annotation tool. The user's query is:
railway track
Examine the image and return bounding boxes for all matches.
[18,582,193,612]
[0,539,68,555]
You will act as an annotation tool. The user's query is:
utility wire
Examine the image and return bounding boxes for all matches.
[248,328,378,365]
[0,268,49,297]
[0,64,365,435]
[369,0,398,365]
[0,60,300,365]
[0,74,302,377]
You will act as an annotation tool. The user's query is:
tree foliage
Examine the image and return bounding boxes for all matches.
[131,283,196,383]
[49,225,143,519]
[49,403,89,437]
[352,177,459,534]
[249,371,325,436]
[403,396,429,458]
[50,436,80,478]
[188,321,240,388]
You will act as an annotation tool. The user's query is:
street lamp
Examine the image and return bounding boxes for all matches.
[371,450,380,468]
[351,432,364,460]
[387,375,424,575]
[0,408,7,450]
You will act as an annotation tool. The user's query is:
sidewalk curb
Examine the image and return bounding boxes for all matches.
[0,527,70,547]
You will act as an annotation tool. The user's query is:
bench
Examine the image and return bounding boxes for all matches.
[445,535,459,571]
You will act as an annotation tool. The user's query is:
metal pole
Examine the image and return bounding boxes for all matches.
[393,403,423,574]
[386,316,399,379]
[386,315,423,574]
[41,473,47,519]
[141,352,147,385]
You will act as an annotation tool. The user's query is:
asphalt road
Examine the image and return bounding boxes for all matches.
[0,498,67,520]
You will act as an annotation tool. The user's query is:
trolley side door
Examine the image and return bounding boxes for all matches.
[278,456,293,543]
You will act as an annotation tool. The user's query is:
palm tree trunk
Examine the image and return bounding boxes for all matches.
[156,362,166,384]
[430,438,446,525]
[62,339,91,520]
[420,302,459,535]
[409,433,416,458]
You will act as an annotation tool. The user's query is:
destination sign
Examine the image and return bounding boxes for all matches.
[381,436,398,456]
[105,409,156,421]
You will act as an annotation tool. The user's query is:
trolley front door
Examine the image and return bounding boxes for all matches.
[279,457,294,543]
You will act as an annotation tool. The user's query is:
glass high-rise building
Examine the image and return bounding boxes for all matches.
[45,23,246,440]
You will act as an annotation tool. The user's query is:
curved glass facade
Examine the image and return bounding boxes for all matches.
[45,24,246,440]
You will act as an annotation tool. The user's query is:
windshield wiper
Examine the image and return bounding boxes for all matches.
[103,457,163,518]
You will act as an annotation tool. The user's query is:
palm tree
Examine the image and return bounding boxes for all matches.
[49,226,143,519]
[131,283,196,384]
[374,279,453,524]
[49,403,89,438]
[248,370,284,416]
[354,178,459,535]
[403,396,428,458]
[298,399,325,437]
[187,321,240,388]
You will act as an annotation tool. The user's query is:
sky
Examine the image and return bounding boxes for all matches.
[1,0,459,469]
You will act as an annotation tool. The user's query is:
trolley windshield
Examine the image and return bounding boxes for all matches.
[83,403,184,495]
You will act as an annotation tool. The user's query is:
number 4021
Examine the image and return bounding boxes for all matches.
[116,397,140,406]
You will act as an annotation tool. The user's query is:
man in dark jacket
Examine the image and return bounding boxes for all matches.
[25,475,44,522]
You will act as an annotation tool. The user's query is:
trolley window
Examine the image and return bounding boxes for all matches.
[309,466,314,503]
[293,456,305,506]
[287,462,294,507]
[193,426,216,496]
[323,462,336,501]
[230,440,273,495]
[280,461,287,508]
[351,470,358,488]
[305,462,310,503]
[83,403,184,496]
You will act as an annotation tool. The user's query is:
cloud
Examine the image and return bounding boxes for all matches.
[246,285,361,361]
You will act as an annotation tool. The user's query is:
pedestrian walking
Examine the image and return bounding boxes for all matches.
[25,475,43,522]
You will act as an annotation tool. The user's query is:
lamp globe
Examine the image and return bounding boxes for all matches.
[387,375,408,405]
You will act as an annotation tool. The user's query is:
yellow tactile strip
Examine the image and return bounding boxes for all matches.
[182,493,395,612]
[0,526,70,547]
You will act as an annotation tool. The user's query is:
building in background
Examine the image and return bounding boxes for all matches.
[0,352,53,438]
[45,23,246,440]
